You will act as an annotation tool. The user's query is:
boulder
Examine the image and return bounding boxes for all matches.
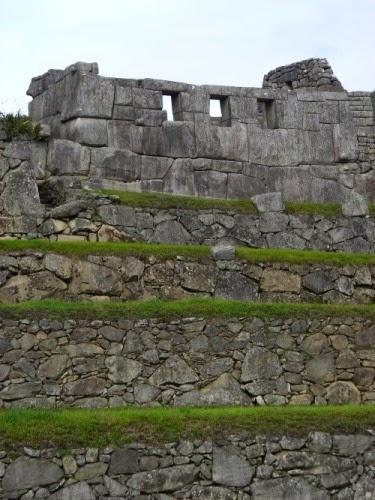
[215,271,258,301]
[127,464,197,493]
[109,447,140,474]
[2,457,63,491]
[241,347,282,382]
[151,220,191,244]
[326,381,361,404]
[105,356,143,384]
[0,271,67,302]
[49,481,95,500]
[212,446,254,487]
[149,355,198,386]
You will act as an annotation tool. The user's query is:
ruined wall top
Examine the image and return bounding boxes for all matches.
[263,58,344,91]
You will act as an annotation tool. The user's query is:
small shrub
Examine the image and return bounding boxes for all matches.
[0,111,42,141]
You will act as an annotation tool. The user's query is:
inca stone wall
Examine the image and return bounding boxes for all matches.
[0,251,374,304]
[1,433,374,498]
[26,59,375,203]
[0,314,373,408]
[1,140,375,253]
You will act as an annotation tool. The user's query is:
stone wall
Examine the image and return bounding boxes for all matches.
[1,140,375,252]
[0,251,374,304]
[0,314,373,408]
[26,59,375,203]
[1,433,374,498]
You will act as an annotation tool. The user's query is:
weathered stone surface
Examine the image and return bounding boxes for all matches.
[175,373,251,406]
[241,347,282,381]
[98,204,136,227]
[44,254,72,279]
[64,376,106,396]
[0,272,67,302]
[75,462,108,480]
[215,271,258,301]
[261,269,301,292]
[149,355,198,386]
[212,446,254,487]
[98,325,125,342]
[62,117,108,146]
[251,192,284,212]
[306,353,334,382]
[38,354,69,379]
[0,382,41,401]
[190,485,238,499]
[251,477,329,500]
[1,162,43,216]
[49,481,95,500]
[109,447,140,474]
[2,457,63,490]
[69,260,122,295]
[303,271,334,293]
[105,356,143,383]
[151,220,191,244]
[342,191,369,217]
[47,139,90,175]
[49,200,90,218]
[326,381,361,404]
[127,464,197,493]
[211,244,235,260]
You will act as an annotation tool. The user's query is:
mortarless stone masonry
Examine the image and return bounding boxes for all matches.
[25,58,375,203]
[0,315,374,408]
[0,433,374,498]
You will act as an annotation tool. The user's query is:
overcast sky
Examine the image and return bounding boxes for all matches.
[1,0,374,114]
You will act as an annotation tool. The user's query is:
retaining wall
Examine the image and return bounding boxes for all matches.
[0,314,373,408]
[1,433,374,498]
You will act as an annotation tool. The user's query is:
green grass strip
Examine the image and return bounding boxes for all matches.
[0,239,374,266]
[0,406,373,449]
[96,188,375,217]
[0,298,374,319]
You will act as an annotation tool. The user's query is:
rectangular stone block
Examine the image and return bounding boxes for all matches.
[141,156,173,180]
[134,109,166,127]
[107,121,142,151]
[133,88,162,109]
[61,118,108,146]
[194,170,227,198]
[114,85,133,105]
[47,139,90,175]
[61,72,114,121]
[173,90,209,114]
[90,147,141,182]
[333,124,358,162]
[113,106,135,121]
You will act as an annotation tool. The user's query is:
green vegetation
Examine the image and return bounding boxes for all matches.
[0,406,373,449]
[97,188,258,212]
[96,188,375,217]
[0,111,42,141]
[0,239,374,266]
[1,298,374,320]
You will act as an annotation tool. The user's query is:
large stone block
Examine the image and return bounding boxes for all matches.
[164,159,195,195]
[61,72,115,120]
[61,118,108,146]
[0,163,43,216]
[47,139,90,175]
[133,88,162,109]
[2,457,63,491]
[127,464,197,493]
[333,124,358,162]
[212,446,254,487]
[194,170,227,198]
[90,147,141,182]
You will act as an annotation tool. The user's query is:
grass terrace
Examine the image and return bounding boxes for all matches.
[0,406,373,450]
[96,189,375,217]
[1,239,375,266]
[1,298,374,319]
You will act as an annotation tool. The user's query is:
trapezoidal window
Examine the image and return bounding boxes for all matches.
[163,92,178,121]
[209,96,231,127]
[257,99,278,129]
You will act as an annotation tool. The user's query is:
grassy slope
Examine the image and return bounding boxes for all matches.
[1,406,374,449]
[1,298,374,319]
[0,239,374,266]
[97,188,375,217]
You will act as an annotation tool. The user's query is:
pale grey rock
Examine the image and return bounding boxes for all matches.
[306,353,335,382]
[109,447,140,474]
[105,356,143,384]
[90,147,140,182]
[127,464,197,493]
[64,376,106,396]
[49,200,90,218]
[189,485,238,499]
[333,434,372,456]
[98,204,136,227]
[69,260,122,295]
[0,272,67,303]
[134,383,161,403]
[303,271,334,294]
[75,462,108,480]
[212,446,254,487]
[0,382,41,400]
[151,220,191,244]
[98,325,125,342]
[2,457,63,490]
[326,381,361,404]
[44,254,72,279]
[0,364,10,382]
[175,373,251,406]
[250,477,329,500]
[61,117,108,146]
[215,271,258,301]
[211,244,235,260]
[38,355,69,379]
[1,162,43,216]
[308,431,332,453]
[62,455,77,475]
[241,347,282,382]
[149,355,198,386]
[49,481,95,500]
[104,475,128,496]
[354,474,375,500]
[47,139,90,175]
[251,192,284,212]
[342,191,369,217]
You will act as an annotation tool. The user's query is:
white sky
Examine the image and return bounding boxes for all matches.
[1,0,374,114]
